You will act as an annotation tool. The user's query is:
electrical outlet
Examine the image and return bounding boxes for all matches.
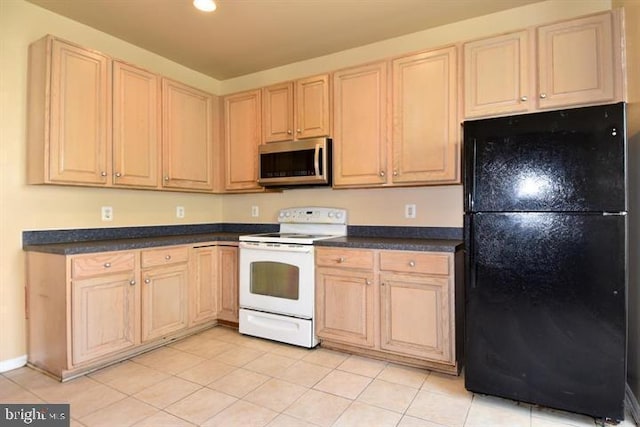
[176,206,185,219]
[405,204,416,219]
[101,206,113,221]
[251,205,259,217]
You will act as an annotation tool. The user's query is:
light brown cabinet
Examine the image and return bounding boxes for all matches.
[332,62,389,187]
[217,245,240,323]
[262,74,331,143]
[223,89,263,192]
[315,246,462,374]
[463,11,623,119]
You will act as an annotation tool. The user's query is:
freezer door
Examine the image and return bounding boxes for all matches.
[465,212,626,420]
[464,103,626,213]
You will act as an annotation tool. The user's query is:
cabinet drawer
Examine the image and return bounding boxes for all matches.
[71,252,136,279]
[379,251,451,276]
[141,246,189,268]
[316,248,374,269]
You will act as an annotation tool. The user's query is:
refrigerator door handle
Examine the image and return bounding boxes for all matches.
[603,212,627,216]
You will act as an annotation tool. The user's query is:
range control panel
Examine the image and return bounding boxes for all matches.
[277,207,347,225]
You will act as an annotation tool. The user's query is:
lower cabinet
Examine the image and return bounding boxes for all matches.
[26,242,238,381]
[315,246,462,374]
[217,245,239,323]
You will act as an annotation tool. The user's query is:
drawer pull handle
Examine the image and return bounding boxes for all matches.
[104,262,111,268]
[129,280,136,286]
[408,261,416,267]
[144,278,151,284]
[365,279,371,285]
[337,257,345,263]
[165,255,172,260]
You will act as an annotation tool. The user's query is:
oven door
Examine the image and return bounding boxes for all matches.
[239,241,315,318]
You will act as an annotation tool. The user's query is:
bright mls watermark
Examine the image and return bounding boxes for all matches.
[1,404,69,426]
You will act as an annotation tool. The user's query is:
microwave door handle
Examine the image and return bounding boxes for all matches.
[314,143,320,177]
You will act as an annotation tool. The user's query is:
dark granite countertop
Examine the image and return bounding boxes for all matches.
[23,223,464,255]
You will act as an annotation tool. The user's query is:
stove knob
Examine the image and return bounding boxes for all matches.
[336,212,343,219]
[328,211,334,218]
[279,212,285,219]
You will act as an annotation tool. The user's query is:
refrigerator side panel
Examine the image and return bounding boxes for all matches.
[465,212,626,420]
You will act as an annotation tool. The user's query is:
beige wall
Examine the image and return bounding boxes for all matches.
[0,0,612,367]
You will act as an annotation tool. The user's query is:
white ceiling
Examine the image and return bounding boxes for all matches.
[27,0,543,80]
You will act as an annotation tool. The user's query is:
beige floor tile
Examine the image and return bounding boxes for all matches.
[268,343,312,360]
[283,389,351,427]
[208,368,270,398]
[201,400,278,427]
[302,348,349,368]
[244,378,308,412]
[132,347,206,375]
[377,363,429,389]
[79,397,158,427]
[0,385,44,404]
[70,419,86,427]
[64,383,127,418]
[398,415,449,427]
[133,376,201,409]
[333,401,402,427]
[169,334,235,359]
[266,413,318,427]
[239,336,284,352]
[88,361,169,394]
[175,359,236,385]
[313,370,372,400]
[406,390,472,427]
[198,326,239,340]
[3,367,60,390]
[531,418,591,427]
[421,371,470,399]
[29,375,103,403]
[133,410,195,426]
[244,352,297,376]
[276,360,332,388]
[357,378,418,413]
[531,405,596,427]
[214,345,265,367]
[465,394,531,427]
[337,354,387,378]
[165,387,237,425]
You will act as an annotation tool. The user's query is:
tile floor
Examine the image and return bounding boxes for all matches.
[1,326,637,427]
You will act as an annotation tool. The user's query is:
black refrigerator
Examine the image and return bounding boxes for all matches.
[464,103,627,421]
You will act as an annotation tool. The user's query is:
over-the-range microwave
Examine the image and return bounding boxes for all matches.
[258,138,332,187]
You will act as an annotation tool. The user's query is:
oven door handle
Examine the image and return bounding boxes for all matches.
[239,242,313,253]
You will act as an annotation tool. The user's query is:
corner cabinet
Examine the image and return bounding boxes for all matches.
[223,90,263,192]
[315,246,463,374]
[463,10,624,119]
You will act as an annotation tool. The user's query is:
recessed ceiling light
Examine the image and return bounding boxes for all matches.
[193,0,216,12]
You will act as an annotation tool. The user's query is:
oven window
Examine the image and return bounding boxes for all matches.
[250,261,299,300]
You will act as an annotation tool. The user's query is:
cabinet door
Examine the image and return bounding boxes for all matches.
[72,272,138,365]
[392,46,459,184]
[162,79,214,191]
[217,246,239,322]
[263,82,294,143]
[224,90,262,191]
[537,12,615,109]
[315,268,375,348]
[49,39,111,185]
[190,247,218,326]
[113,61,160,188]
[141,263,188,342]
[295,74,331,139]
[332,62,388,187]
[380,273,453,363]
[463,30,532,118]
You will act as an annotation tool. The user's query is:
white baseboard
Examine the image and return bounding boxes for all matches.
[626,383,640,425]
[0,355,27,373]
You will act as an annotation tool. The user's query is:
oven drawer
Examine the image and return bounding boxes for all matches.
[316,247,374,269]
[141,246,189,268]
[379,251,451,276]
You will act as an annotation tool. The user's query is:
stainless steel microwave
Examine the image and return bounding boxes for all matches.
[258,138,332,187]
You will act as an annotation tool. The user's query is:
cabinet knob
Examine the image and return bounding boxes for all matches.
[100,171,107,177]
[408,260,416,267]
[337,257,345,263]
[129,280,136,286]
[115,172,122,178]
[164,176,170,181]
[365,279,372,285]
[380,171,385,177]
[104,262,111,268]
[520,96,528,102]
[287,130,292,135]
[144,278,151,284]
[165,255,172,260]
[296,129,301,133]
[393,170,398,176]
[539,93,547,99]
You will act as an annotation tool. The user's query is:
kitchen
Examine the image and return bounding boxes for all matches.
[2,0,640,425]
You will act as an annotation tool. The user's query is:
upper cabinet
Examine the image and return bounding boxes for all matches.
[262,74,331,143]
[223,89,263,192]
[463,11,623,119]
[28,36,111,186]
[161,79,215,191]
